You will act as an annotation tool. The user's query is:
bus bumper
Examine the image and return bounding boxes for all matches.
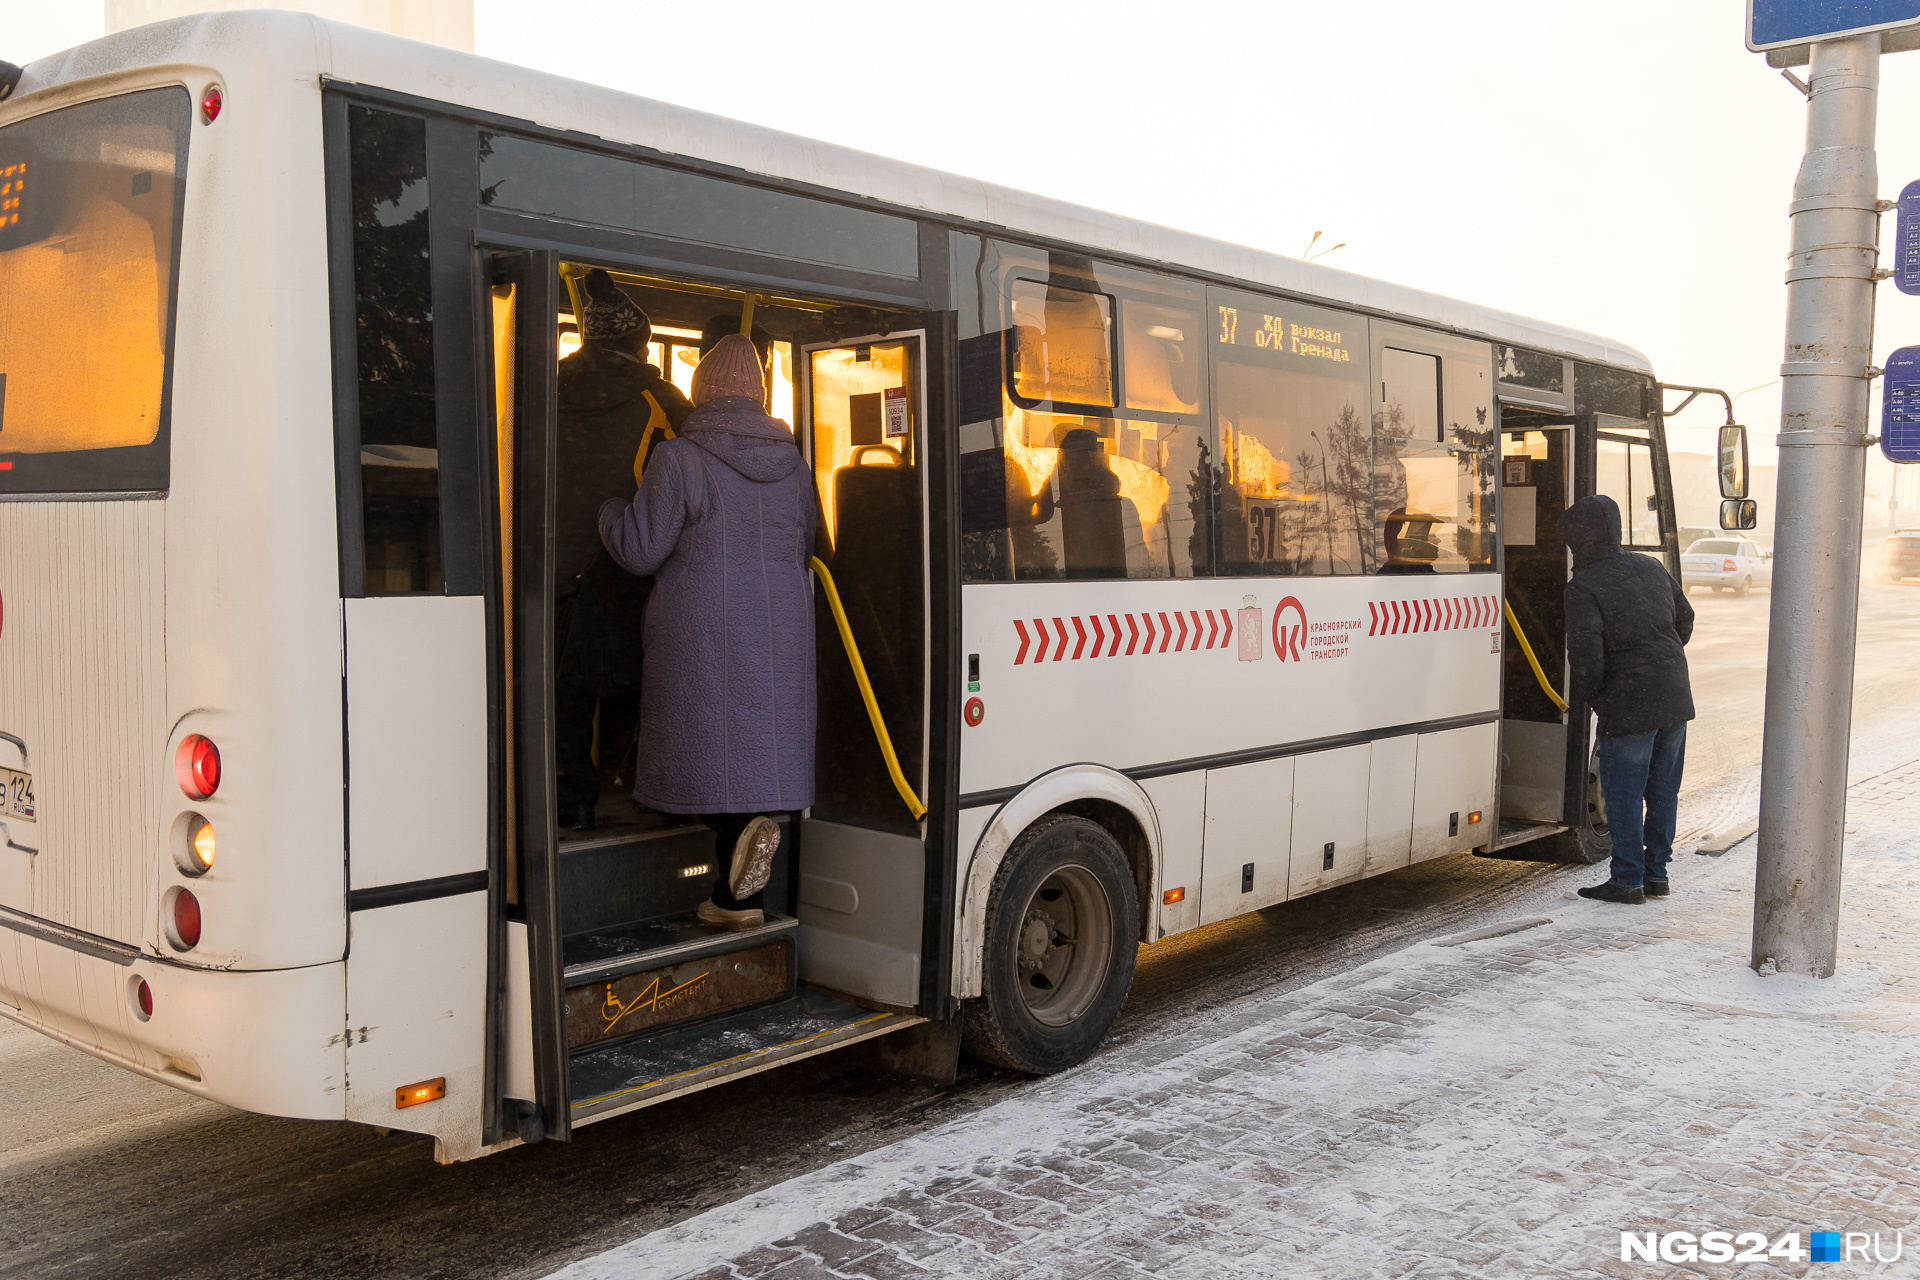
[0,932,346,1121]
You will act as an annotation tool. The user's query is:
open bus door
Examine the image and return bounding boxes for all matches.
[485,272,959,1139]
[1492,405,1676,863]
[795,315,963,1041]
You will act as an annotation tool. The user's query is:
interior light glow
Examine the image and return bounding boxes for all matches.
[176,734,220,799]
[1146,326,1186,341]
[1162,886,1186,905]
[396,1077,446,1108]
[678,863,712,879]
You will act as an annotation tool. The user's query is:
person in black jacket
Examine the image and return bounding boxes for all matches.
[1559,493,1695,904]
[554,269,694,830]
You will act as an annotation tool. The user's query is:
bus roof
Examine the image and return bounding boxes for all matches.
[14,9,1654,375]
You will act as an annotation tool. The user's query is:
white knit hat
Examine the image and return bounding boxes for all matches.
[691,333,767,406]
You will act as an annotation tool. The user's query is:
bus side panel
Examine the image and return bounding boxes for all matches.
[345,893,488,1161]
[1139,771,1204,938]
[960,578,1500,799]
[1288,745,1371,897]
[1199,758,1294,926]
[1411,722,1498,862]
[1364,735,1418,875]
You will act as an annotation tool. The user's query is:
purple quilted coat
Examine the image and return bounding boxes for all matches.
[598,397,817,814]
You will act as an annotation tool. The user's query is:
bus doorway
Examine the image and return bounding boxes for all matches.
[1491,413,1602,861]
[488,260,950,1139]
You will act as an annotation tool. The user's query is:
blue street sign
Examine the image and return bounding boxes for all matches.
[1750,0,1920,51]
[1898,181,1920,295]
[1882,346,1920,461]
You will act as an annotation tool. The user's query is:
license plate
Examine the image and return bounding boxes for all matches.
[1,766,35,822]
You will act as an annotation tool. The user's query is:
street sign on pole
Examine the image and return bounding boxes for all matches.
[1896,180,1920,294]
[1749,1,1920,51]
[1882,346,1920,460]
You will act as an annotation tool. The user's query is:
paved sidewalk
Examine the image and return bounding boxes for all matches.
[549,751,1920,1280]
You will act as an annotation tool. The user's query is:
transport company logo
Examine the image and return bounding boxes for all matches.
[1620,1230,1901,1265]
[1271,596,1306,662]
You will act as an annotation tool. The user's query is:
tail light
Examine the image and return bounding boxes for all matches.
[130,976,152,1021]
[176,735,220,799]
[178,814,216,875]
[200,84,222,123]
[1723,559,1736,571]
[166,888,201,951]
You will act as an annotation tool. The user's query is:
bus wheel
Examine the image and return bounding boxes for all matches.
[962,815,1138,1074]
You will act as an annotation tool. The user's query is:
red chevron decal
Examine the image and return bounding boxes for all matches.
[1053,617,1069,660]
[1070,616,1087,659]
[1089,614,1104,658]
[1033,618,1050,662]
[1014,619,1032,664]
[1158,612,1174,653]
[1204,610,1219,649]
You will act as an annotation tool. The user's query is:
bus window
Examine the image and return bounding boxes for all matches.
[1595,417,1662,550]
[1009,279,1114,409]
[1208,288,1370,576]
[0,87,187,494]
[957,244,1208,582]
[347,106,441,594]
[1371,327,1496,574]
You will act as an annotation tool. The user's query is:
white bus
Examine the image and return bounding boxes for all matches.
[0,13,1719,1162]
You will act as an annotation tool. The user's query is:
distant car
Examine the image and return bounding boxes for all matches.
[1681,538,1771,596]
[1677,525,1716,552]
[1873,531,1920,583]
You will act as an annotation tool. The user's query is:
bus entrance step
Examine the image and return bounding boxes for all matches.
[568,988,918,1126]
[563,911,799,985]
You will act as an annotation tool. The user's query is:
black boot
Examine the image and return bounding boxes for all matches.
[564,801,596,832]
[1643,879,1670,898]
[1578,881,1645,905]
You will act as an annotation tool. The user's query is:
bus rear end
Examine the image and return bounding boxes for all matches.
[0,21,350,1134]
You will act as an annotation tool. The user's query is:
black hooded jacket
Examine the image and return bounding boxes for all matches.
[1560,494,1695,737]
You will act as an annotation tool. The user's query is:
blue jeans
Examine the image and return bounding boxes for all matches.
[1596,724,1687,890]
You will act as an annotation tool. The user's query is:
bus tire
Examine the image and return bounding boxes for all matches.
[962,815,1137,1074]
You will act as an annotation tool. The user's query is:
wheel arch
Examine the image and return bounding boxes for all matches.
[952,765,1160,999]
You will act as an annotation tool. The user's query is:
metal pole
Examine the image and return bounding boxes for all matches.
[1753,33,1882,978]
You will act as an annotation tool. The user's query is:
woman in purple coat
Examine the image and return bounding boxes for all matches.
[598,334,816,929]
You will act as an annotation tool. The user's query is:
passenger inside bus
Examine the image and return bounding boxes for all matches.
[553,269,693,830]
[598,333,819,930]
[1377,509,1442,574]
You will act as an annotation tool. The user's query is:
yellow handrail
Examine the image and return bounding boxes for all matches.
[809,556,928,821]
[1503,599,1570,714]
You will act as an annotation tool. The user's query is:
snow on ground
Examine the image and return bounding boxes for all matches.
[546,737,1920,1280]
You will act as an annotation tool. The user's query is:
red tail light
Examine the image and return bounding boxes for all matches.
[1723,559,1737,571]
[176,735,220,799]
[168,889,201,951]
[132,977,152,1020]
[201,85,222,123]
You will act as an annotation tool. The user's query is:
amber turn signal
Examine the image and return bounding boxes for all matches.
[396,1077,446,1109]
[1467,811,1483,825]
[1162,886,1185,905]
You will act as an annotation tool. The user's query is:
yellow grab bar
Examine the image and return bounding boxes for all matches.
[809,556,928,821]
[1503,599,1570,715]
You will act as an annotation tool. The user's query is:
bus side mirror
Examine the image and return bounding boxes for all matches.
[1718,424,1749,499]
[1720,498,1758,530]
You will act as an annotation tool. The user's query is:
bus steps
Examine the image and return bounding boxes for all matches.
[563,912,798,986]
[568,988,919,1126]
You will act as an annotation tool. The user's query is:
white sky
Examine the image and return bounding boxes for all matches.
[13,0,1920,504]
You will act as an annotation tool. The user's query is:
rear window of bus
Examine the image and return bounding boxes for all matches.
[0,88,188,495]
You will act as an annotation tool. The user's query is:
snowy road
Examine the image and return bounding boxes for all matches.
[4,582,1920,1280]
